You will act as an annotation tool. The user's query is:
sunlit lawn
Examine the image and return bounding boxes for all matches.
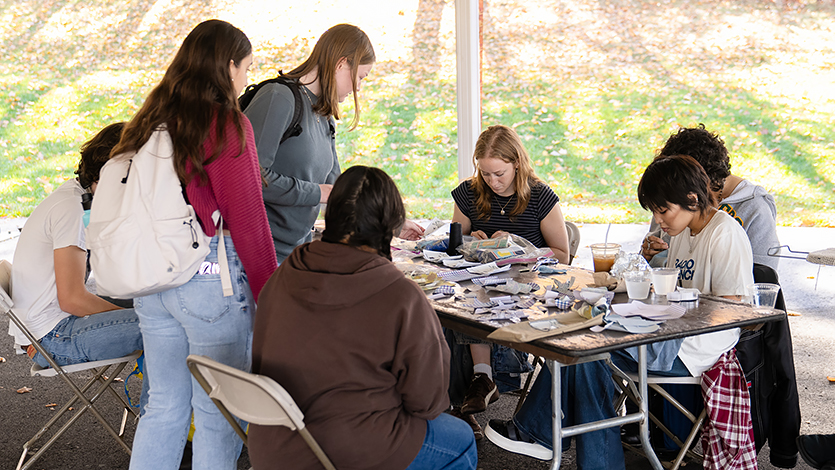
[1,0,834,226]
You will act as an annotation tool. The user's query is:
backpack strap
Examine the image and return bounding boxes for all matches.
[280,77,304,144]
[239,73,304,144]
[212,210,233,298]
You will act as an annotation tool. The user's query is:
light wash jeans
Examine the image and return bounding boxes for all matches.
[514,361,625,470]
[129,236,254,470]
[33,308,148,412]
[405,414,478,470]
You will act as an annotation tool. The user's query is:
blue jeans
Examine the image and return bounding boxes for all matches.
[514,361,625,470]
[33,308,148,412]
[405,414,478,470]
[129,236,254,470]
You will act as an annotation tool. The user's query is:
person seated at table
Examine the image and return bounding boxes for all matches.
[643,124,780,270]
[248,165,477,470]
[486,155,756,469]
[8,122,147,410]
[449,124,570,434]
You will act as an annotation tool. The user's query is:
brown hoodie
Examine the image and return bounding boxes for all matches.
[249,241,451,470]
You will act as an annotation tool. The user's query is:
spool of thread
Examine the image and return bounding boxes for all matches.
[447,222,463,256]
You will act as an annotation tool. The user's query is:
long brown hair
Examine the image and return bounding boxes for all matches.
[470,125,543,220]
[111,19,252,185]
[284,24,375,130]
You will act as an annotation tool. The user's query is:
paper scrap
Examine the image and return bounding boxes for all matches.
[610,302,686,320]
[423,219,447,237]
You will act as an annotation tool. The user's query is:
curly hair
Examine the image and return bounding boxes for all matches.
[469,125,543,220]
[658,124,730,193]
[75,122,125,189]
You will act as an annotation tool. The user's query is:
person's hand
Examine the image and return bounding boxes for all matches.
[318,184,333,204]
[491,230,510,240]
[397,220,425,240]
[641,235,668,261]
[471,230,488,240]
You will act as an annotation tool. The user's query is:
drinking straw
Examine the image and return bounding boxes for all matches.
[604,223,611,246]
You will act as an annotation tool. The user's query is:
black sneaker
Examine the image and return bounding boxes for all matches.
[798,434,835,469]
[461,373,498,415]
[485,419,552,460]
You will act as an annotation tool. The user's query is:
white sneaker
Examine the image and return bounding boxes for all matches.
[485,419,553,461]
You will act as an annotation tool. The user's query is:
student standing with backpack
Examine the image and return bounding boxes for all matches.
[120,20,277,470]
[243,23,423,263]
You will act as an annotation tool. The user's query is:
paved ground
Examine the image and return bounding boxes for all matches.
[1,220,833,469]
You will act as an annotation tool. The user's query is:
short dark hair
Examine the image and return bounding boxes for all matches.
[638,154,712,215]
[75,122,125,189]
[322,166,405,260]
[658,124,730,193]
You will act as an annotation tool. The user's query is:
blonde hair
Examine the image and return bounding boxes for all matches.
[470,125,543,220]
[284,24,374,130]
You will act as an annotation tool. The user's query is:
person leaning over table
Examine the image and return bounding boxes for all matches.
[249,166,477,470]
[485,154,757,470]
[242,24,423,263]
[448,124,570,438]
[123,20,278,470]
[642,124,780,270]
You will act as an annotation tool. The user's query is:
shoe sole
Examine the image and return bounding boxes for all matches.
[485,422,553,461]
[461,385,499,415]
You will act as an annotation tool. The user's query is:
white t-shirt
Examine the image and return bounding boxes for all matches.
[8,179,86,346]
[667,210,754,376]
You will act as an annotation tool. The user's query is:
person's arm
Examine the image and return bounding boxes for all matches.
[452,203,487,239]
[54,246,122,316]
[395,288,450,418]
[204,116,278,302]
[540,203,570,264]
[397,220,425,240]
[244,84,323,207]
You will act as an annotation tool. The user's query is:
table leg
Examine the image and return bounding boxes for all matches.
[638,344,664,470]
[549,359,562,470]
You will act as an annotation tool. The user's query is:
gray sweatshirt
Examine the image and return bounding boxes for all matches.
[647,179,780,270]
[244,82,340,263]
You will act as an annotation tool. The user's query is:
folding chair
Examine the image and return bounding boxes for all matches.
[609,360,706,470]
[514,221,581,411]
[0,260,141,470]
[186,354,337,470]
[564,221,581,265]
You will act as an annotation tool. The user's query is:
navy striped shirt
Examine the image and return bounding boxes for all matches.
[451,180,560,248]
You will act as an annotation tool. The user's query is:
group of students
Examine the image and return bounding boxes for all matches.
[7,16,803,470]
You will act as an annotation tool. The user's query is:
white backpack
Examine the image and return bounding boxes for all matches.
[86,128,210,299]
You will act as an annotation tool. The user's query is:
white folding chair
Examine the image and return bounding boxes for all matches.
[609,360,706,470]
[0,259,141,470]
[565,221,581,265]
[186,354,337,470]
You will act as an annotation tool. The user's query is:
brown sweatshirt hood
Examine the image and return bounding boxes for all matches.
[278,240,404,309]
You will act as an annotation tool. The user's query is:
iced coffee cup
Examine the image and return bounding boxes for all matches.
[590,243,620,273]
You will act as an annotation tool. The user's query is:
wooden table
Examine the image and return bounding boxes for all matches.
[426,264,786,470]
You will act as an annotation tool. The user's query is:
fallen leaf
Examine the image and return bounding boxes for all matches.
[17,386,32,393]
[0,356,6,362]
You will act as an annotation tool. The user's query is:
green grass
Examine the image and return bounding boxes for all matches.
[2,0,835,226]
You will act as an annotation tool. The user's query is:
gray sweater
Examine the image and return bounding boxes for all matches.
[244,82,340,262]
[648,179,780,270]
